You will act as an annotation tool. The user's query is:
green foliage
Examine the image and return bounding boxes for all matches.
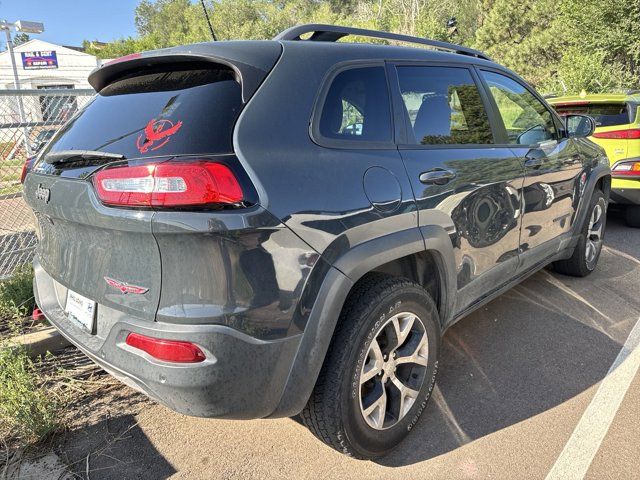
[0,343,59,444]
[83,0,639,94]
[475,0,563,87]
[476,0,639,93]
[13,32,30,47]
[0,264,35,326]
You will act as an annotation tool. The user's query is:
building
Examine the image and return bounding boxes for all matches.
[0,38,102,155]
[0,38,102,90]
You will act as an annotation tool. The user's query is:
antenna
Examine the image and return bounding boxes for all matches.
[200,0,217,41]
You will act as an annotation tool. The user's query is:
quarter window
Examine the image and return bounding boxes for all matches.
[481,71,557,145]
[318,66,392,143]
[396,66,493,145]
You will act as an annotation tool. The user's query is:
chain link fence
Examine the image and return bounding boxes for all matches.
[0,88,94,280]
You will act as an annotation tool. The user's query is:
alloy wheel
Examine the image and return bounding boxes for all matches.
[358,312,429,430]
[585,202,604,267]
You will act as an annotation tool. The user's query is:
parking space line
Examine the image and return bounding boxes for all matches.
[603,245,640,266]
[545,315,640,480]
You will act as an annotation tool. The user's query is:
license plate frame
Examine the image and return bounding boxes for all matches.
[65,289,96,334]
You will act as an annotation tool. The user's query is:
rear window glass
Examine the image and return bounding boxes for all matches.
[41,65,242,159]
[318,66,392,143]
[553,103,630,127]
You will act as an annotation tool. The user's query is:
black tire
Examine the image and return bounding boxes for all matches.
[553,189,607,277]
[300,275,441,459]
[625,205,640,228]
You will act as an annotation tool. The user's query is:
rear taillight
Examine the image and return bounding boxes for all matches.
[93,161,243,207]
[593,129,640,140]
[125,333,206,363]
[20,157,34,184]
[612,161,640,177]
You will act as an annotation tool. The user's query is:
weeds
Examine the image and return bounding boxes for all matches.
[0,264,36,336]
[0,343,59,446]
[0,264,57,449]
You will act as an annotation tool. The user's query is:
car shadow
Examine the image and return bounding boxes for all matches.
[54,393,176,479]
[378,213,639,467]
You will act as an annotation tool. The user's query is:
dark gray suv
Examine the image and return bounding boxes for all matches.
[22,24,611,459]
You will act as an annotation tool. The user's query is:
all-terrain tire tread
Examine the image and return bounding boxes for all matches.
[553,189,605,278]
[300,274,437,458]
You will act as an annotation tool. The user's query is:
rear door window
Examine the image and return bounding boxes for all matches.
[396,66,494,145]
[553,103,631,127]
[41,64,243,160]
[317,66,392,144]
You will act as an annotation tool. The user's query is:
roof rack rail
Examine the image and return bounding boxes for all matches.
[274,24,492,62]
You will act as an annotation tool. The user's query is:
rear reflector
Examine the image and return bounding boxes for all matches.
[93,162,243,207]
[612,161,640,177]
[125,333,206,363]
[593,129,640,140]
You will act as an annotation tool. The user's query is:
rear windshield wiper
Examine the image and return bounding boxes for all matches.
[44,150,126,165]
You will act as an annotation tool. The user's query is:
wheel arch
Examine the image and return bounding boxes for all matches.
[268,226,457,418]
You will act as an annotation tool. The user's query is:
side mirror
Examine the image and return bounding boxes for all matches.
[565,114,596,138]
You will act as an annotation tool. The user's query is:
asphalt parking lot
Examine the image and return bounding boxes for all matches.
[52,211,639,480]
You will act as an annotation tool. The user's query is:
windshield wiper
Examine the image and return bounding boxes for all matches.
[44,150,126,165]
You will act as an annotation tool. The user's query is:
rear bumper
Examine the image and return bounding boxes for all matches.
[610,186,640,205]
[33,259,301,419]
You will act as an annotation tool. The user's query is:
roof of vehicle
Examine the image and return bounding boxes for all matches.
[547,92,640,105]
[275,24,491,61]
[88,25,502,97]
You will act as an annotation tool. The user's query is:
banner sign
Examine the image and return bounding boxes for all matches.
[21,51,58,70]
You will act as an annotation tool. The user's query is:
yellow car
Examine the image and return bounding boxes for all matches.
[549,91,640,227]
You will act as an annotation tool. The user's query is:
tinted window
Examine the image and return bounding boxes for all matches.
[397,66,493,145]
[553,103,630,127]
[41,65,242,160]
[481,71,557,145]
[318,67,392,143]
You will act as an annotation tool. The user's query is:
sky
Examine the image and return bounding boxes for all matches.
[0,0,139,48]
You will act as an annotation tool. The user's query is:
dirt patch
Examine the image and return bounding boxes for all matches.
[0,346,153,479]
[51,381,165,480]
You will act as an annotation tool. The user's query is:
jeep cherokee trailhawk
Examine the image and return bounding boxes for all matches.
[22,24,611,459]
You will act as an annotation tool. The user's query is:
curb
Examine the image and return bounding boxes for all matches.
[11,326,71,358]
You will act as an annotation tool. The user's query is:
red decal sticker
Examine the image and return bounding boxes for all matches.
[136,118,183,154]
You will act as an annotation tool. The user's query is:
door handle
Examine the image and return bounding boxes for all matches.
[524,149,546,169]
[419,169,456,185]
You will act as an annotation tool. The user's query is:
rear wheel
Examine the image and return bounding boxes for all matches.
[301,276,440,459]
[553,189,607,277]
[625,205,640,228]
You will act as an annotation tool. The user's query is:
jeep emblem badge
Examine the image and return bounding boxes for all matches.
[35,184,50,203]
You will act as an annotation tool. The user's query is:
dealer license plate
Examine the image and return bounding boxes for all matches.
[65,289,96,333]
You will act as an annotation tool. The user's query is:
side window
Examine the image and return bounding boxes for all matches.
[396,66,493,145]
[318,66,392,143]
[480,71,557,145]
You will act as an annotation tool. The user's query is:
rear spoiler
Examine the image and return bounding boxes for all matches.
[88,41,282,103]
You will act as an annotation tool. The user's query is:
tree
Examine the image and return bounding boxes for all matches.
[558,0,640,89]
[80,0,640,93]
[13,32,30,47]
[474,0,563,89]
[474,0,640,93]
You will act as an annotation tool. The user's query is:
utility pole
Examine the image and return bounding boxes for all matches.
[0,20,45,157]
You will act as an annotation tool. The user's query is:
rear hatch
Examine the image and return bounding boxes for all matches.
[552,101,637,164]
[23,49,279,322]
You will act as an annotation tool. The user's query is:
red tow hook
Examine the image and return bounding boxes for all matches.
[32,307,45,321]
